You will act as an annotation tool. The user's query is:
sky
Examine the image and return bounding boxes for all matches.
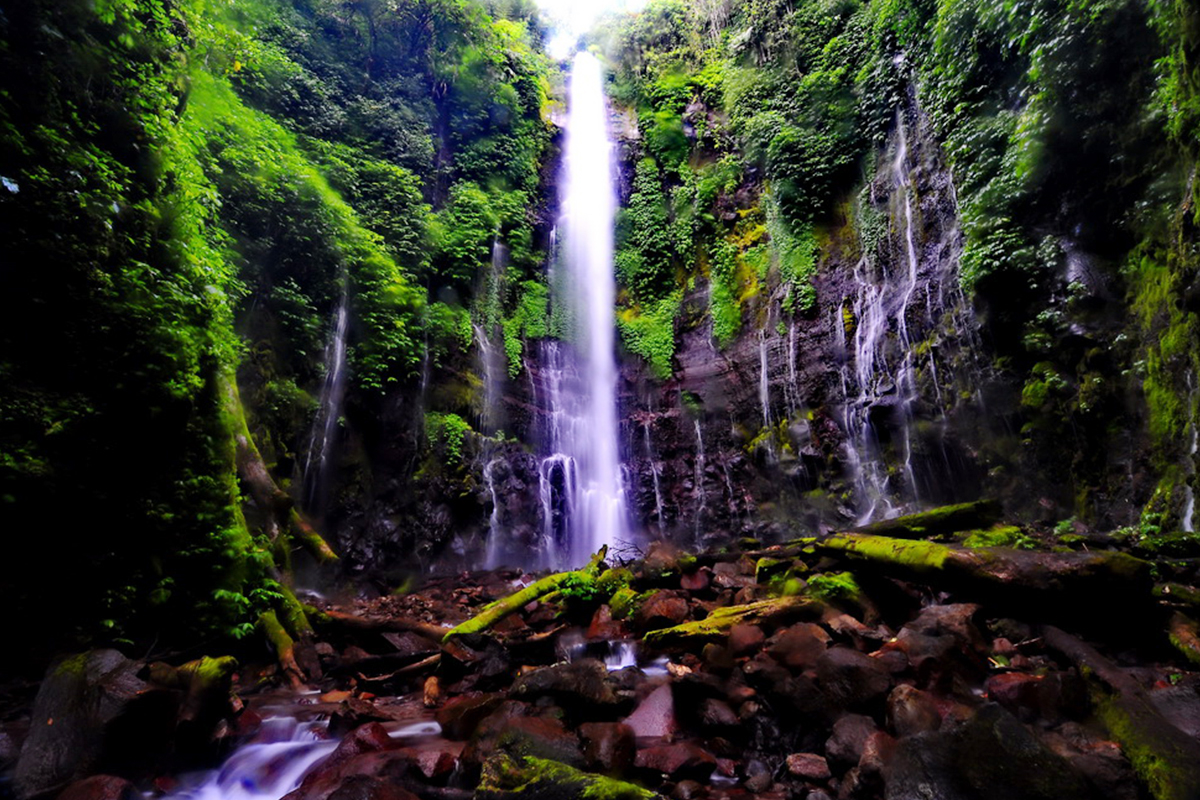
[536,0,649,59]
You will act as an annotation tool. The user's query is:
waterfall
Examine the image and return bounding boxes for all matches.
[531,52,627,567]
[1184,371,1198,533]
[476,238,507,436]
[758,329,772,429]
[644,422,666,536]
[303,286,349,513]
[840,113,925,524]
[693,419,708,537]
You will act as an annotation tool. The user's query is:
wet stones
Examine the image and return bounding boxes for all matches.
[816,647,893,711]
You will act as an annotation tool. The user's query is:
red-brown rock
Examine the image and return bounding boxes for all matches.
[635,741,717,780]
[786,753,831,780]
[56,776,139,800]
[887,684,942,737]
[635,591,691,630]
[579,722,636,775]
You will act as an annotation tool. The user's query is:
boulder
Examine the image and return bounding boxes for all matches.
[816,647,892,710]
[767,623,831,670]
[884,704,1094,800]
[15,650,179,798]
[435,693,506,740]
[635,742,717,781]
[623,685,675,739]
[512,661,621,716]
[635,592,691,631]
[579,722,636,775]
[886,685,941,737]
[826,714,878,768]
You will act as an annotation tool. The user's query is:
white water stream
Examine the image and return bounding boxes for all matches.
[303,287,349,512]
[531,52,627,568]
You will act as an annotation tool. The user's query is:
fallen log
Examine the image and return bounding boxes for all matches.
[804,533,1154,627]
[643,595,821,648]
[442,547,608,642]
[852,499,1003,540]
[318,608,449,643]
[1043,626,1200,800]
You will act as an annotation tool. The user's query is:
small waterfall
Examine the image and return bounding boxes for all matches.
[303,286,349,513]
[532,52,627,568]
[476,238,507,436]
[161,718,337,800]
[693,419,708,537]
[785,320,800,420]
[758,329,772,429]
[483,458,504,568]
[644,422,666,536]
[840,113,926,523]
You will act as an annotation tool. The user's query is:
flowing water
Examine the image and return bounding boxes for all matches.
[303,287,349,513]
[531,52,627,568]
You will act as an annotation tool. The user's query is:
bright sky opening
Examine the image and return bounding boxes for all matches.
[537,0,649,59]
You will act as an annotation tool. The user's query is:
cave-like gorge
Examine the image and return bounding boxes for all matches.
[3,0,1200,799]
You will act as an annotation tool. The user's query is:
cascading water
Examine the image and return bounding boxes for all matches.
[693,419,708,537]
[840,114,923,523]
[531,52,627,568]
[303,286,349,513]
[644,422,666,535]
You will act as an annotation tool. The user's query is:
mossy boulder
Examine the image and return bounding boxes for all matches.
[643,596,821,648]
[854,500,1002,540]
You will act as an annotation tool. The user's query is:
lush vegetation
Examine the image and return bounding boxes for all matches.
[0,0,554,657]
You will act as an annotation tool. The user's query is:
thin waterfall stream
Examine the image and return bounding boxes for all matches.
[303,285,349,514]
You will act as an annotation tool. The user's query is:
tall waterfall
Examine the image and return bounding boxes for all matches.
[534,52,627,568]
[303,285,349,514]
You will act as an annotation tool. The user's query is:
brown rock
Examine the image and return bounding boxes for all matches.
[816,647,892,710]
[680,569,712,592]
[636,591,691,630]
[636,742,717,780]
[858,730,896,777]
[434,693,505,740]
[767,623,830,670]
[786,753,832,780]
[886,685,941,737]
[826,714,877,767]
[587,605,626,640]
[422,677,440,709]
[57,776,140,800]
[579,722,636,775]
[728,624,766,656]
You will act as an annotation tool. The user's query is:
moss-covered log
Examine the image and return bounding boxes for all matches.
[1168,612,1200,665]
[477,754,655,800]
[804,533,1153,626]
[442,548,608,642]
[852,500,1003,540]
[1043,626,1200,800]
[259,610,305,689]
[643,596,821,648]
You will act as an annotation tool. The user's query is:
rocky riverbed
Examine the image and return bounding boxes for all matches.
[6,505,1200,800]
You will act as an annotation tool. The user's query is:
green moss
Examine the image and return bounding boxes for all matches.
[1096,695,1200,800]
[819,534,951,573]
[609,587,640,620]
[478,754,654,800]
[807,571,862,602]
[960,526,1035,549]
[643,596,818,647]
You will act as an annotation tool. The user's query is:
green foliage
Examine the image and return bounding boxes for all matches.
[617,292,683,378]
[425,412,473,465]
[502,280,550,377]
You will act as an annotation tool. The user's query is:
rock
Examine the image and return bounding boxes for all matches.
[56,776,140,800]
[671,779,705,800]
[886,685,941,737]
[635,592,691,630]
[314,724,396,776]
[767,623,831,670]
[644,542,685,578]
[906,604,988,656]
[1039,723,1139,800]
[884,704,1094,800]
[728,624,766,656]
[435,693,506,740]
[816,647,892,710]
[744,758,773,793]
[623,685,675,738]
[423,677,440,708]
[698,698,739,732]
[826,714,878,768]
[477,753,654,800]
[579,722,636,775]
[635,742,717,780]
[786,753,832,780]
[587,606,626,640]
[680,569,711,592]
[15,650,179,798]
[462,705,584,771]
[512,660,622,716]
[325,776,419,800]
[858,731,897,779]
